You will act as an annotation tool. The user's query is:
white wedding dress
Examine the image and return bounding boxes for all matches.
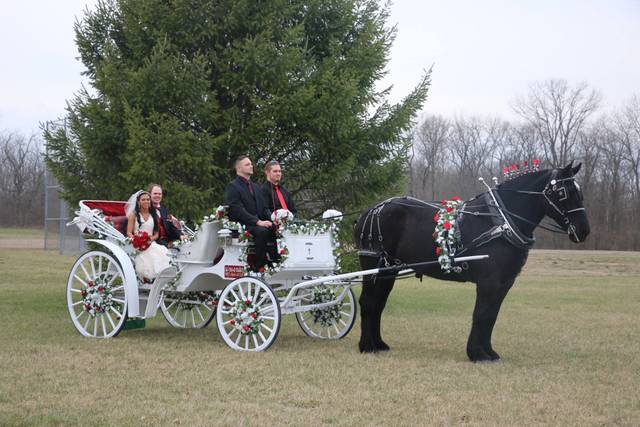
[134,214,171,280]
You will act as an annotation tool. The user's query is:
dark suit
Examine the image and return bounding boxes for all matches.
[261,182,297,217]
[225,176,275,271]
[154,205,183,247]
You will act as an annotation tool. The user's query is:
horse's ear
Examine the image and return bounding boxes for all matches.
[572,162,582,176]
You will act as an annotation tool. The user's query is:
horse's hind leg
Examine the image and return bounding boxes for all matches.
[467,278,514,362]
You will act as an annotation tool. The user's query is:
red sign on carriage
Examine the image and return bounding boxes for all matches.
[224,265,244,279]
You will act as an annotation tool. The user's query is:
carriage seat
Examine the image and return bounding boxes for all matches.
[178,221,221,263]
[105,215,128,235]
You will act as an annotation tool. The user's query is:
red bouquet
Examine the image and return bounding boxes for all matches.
[132,231,151,251]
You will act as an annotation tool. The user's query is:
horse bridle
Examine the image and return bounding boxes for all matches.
[512,169,586,242]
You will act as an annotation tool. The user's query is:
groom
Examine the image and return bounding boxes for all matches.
[225,155,275,272]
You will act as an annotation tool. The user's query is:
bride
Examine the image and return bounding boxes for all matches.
[126,190,171,281]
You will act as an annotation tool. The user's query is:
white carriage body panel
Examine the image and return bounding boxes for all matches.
[281,230,335,270]
[175,221,221,263]
[87,239,140,317]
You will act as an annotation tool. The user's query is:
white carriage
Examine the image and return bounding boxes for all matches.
[66,200,358,351]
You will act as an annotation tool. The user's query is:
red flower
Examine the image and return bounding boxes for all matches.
[433,214,440,222]
[229,319,236,325]
[242,325,250,332]
[523,161,528,167]
[98,286,104,293]
[533,159,540,167]
[435,247,442,256]
[251,312,257,319]
[446,206,453,213]
[81,290,87,297]
[87,281,94,287]
[132,231,151,251]
[509,164,517,171]
[280,248,288,255]
[258,266,265,273]
[451,196,461,202]
[503,166,509,175]
[441,199,447,206]
[443,221,451,230]
[244,231,252,238]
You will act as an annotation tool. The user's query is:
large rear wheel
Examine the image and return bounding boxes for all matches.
[160,291,217,328]
[67,251,128,338]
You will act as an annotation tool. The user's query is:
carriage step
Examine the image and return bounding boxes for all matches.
[123,318,146,330]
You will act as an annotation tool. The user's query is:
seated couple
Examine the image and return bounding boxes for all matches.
[125,184,183,281]
[225,156,297,272]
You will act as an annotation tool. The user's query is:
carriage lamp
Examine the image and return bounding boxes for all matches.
[218,229,232,246]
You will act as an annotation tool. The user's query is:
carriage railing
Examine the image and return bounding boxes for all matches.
[67,201,128,243]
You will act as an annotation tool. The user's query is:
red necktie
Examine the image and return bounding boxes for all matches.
[274,185,288,210]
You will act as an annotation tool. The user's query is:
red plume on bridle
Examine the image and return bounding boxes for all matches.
[502,159,540,181]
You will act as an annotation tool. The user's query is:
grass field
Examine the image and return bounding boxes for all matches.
[0,247,638,426]
[0,227,43,239]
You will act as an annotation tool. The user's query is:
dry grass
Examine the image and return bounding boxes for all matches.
[0,247,638,426]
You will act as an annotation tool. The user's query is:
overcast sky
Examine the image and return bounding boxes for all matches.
[1,0,639,137]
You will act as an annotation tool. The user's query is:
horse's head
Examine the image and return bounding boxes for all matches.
[542,162,590,243]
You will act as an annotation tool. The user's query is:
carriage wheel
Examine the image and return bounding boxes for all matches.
[160,291,217,329]
[216,277,281,351]
[295,285,357,339]
[67,251,128,338]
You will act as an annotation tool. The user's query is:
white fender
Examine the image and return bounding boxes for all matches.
[87,239,140,317]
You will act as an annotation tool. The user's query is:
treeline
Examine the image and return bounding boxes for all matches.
[408,79,640,250]
[0,132,45,227]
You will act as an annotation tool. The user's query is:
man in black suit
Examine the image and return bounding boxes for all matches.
[261,160,297,218]
[225,155,275,271]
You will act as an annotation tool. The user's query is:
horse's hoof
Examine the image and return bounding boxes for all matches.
[377,341,390,351]
[487,349,501,360]
[467,347,492,362]
[359,341,378,353]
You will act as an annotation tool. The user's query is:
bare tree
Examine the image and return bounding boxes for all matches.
[0,132,45,226]
[513,79,601,167]
[411,115,450,199]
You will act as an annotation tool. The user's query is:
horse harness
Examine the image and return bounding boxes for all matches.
[358,169,585,271]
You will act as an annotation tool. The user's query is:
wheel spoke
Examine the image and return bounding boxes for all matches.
[252,334,259,348]
[106,311,117,330]
[92,317,98,337]
[230,288,240,302]
[110,306,123,319]
[195,306,205,322]
[98,256,103,277]
[190,309,196,327]
[235,331,242,346]
[72,300,84,307]
[80,263,91,282]
[101,316,107,336]
[244,335,249,350]
[89,257,96,279]
[238,284,246,301]
[83,315,91,331]
[73,274,89,289]
[258,330,267,343]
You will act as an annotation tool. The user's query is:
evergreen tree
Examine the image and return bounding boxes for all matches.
[44,0,430,221]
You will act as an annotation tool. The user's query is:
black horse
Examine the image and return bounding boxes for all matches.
[354,162,590,361]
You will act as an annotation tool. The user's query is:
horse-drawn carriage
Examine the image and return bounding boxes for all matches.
[67,200,359,351]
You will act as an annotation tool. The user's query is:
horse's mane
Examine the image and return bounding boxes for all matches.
[496,168,550,190]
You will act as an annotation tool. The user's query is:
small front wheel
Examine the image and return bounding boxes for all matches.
[295,285,357,339]
[216,277,281,351]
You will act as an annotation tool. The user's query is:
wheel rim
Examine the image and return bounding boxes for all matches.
[295,285,356,339]
[217,277,281,351]
[160,291,217,328]
[67,251,128,338]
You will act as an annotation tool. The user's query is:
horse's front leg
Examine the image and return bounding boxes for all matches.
[371,276,395,351]
[467,279,513,362]
[359,278,378,353]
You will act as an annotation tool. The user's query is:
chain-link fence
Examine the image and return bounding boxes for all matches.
[44,120,85,255]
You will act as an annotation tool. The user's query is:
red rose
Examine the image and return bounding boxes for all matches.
[446,206,453,213]
[251,312,257,319]
[441,199,447,206]
[132,231,151,251]
[258,266,265,273]
[443,221,451,230]
[433,214,440,222]
[244,231,252,238]
[503,166,509,174]
[533,159,540,167]
[81,290,87,297]
[242,325,250,332]
[280,248,288,255]
[245,300,251,306]
[87,281,94,287]
[229,319,236,325]
[452,196,461,201]
[435,247,442,256]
